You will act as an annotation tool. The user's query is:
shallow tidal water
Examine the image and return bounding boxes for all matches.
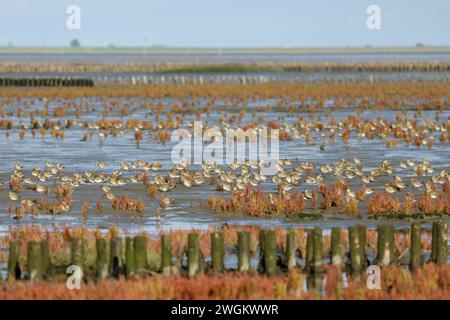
[0,92,448,237]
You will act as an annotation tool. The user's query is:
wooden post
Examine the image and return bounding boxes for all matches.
[330,227,343,267]
[161,235,172,276]
[431,221,437,262]
[8,241,21,280]
[263,230,276,276]
[238,231,251,272]
[286,229,297,270]
[432,220,448,264]
[305,229,313,272]
[125,237,135,278]
[358,225,367,268]
[41,239,50,279]
[437,220,448,264]
[377,225,387,266]
[96,238,109,279]
[348,226,362,272]
[71,237,84,276]
[27,241,42,281]
[259,229,266,271]
[388,226,395,262]
[109,237,122,278]
[306,273,324,293]
[377,225,395,266]
[134,236,148,276]
[187,233,200,277]
[410,222,421,268]
[312,227,323,273]
[211,232,224,273]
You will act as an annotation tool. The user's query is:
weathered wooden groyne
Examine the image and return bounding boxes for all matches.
[0,77,94,87]
[1,73,449,86]
[6,221,448,282]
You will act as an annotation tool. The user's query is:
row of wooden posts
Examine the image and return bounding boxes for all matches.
[0,77,94,87]
[7,220,448,281]
[95,75,273,85]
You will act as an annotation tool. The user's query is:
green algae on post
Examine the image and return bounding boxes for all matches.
[258,229,266,271]
[431,220,448,264]
[134,236,148,276]
[377,225,395,266]
[109,237,122,278]
[210,232,224,273]
[125,237,135,278]
[187,233,200,278]
[161,235,172,276]
[263,229,277,276]
[348,226,362,272]
[96,238,109,280]
[27,241,43,282]
[312,227,323,273]
[410,222,422,268]
[71,237,85,275]
[8,241,21,281]
[40,239,50,279]
[286,229,297,270]
[237,231,251,273]
[358,225,367,269]
[305,229,314,272]
[330,227,343,267]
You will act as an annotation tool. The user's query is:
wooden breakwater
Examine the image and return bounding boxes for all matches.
[6,221,448,282]
[1,74,449,86]
[0,77,94,87]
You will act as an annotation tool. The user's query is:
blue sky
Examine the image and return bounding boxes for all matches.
[1,0,449,47]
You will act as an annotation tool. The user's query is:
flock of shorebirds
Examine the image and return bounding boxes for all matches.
[1,88,448,154]
[10,111,447,152]
[2,156,449,217]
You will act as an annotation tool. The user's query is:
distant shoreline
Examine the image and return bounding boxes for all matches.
[1,46,450,55]
[1,61,450,74]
